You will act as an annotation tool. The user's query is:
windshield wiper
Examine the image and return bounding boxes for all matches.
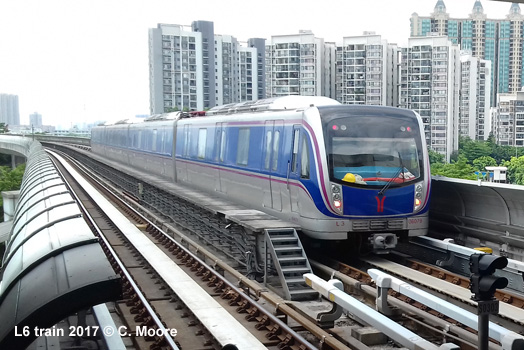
[378,152,404,196]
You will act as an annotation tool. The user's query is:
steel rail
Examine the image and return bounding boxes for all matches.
[47,150,180,350]
[51,149,333,350]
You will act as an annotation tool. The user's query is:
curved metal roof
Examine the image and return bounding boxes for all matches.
[0,141,121,349]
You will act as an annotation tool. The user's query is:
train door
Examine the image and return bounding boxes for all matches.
[178,124,190,182]
[215,122,225,192]
[262,120,283,211]
[288,126,310,213]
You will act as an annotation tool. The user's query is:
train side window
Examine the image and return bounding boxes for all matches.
[138,130,142,149]
[152,129,158,152]
[160,129,166,154]
[264,130,272,170]
[214,130,221,161]
[300,136,310,179]
[219,130,226,162]
[198,128,207,159]
[237,128,250,166]
[291,129,300,173]
[272,130,280,171]
[183,125,190,157]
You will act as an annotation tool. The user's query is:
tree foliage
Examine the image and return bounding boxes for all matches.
[502,156,524,185]
[460,136,491,161]
[428,134,524,184]
[472,156,497,171]
[0,164,25,208]
[430,155,477,180]
[428,149,444,164]
[0,164,25,257]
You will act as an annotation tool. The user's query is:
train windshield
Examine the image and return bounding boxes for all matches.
[323,112,423,188]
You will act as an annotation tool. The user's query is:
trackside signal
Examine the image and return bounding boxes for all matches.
[469,253,508,301]
[469,253,508,350]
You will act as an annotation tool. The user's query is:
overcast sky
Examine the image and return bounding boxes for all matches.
[0,0,517,128]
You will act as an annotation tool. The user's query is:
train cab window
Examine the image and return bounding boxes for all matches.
[291,129,300,173]
[272,130,280,171]
[198,128,207,159]
[300,136,310,179]
[236,128,250,166]
[264,131,272,170]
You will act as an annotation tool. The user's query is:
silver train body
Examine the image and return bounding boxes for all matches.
[91,96,431,250]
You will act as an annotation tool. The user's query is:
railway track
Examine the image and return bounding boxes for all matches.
[47,149,348,350]
[42,144,524,350]
[311,254,524,350]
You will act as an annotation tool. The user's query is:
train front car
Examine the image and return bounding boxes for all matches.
[307,105,430,253]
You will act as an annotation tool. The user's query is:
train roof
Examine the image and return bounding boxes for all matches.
[206,96,340,116]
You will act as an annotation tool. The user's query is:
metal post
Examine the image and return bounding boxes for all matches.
[263,233,267,287]
[478,312,489,350]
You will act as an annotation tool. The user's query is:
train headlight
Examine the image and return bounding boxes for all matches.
[414,181,424,212]
[331,183,343,214]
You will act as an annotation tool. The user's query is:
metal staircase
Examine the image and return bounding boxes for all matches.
[264,228,318,301]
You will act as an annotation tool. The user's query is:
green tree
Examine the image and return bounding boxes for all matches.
[0,164,25,258]
[431,155,477,180]
[502,156,524,185]
[428,148,444,164]
[460,136,491,163]
[164,106,179,113]
[491,145,516,164]
[0,164,26,204]
[472,156,497,172]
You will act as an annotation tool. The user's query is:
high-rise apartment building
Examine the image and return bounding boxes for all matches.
[149,22,264,114]
[29,112,43,127]
[459,52,491,140]
[0,94,20,126]
[492,91,524,146]
[191,21,216,110]
[215,35,239,105]
[149,24,203,114]
[265,31,328,97]
[335,33,399,106]
[400,35,460,162]
[410,1,524,106]
[324,42,337,100]
[247,38,266,99]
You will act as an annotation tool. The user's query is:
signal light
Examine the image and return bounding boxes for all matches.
[469,253,508,301]
[334,200,342,208]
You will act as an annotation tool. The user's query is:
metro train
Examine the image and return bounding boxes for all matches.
[91,96,431,252]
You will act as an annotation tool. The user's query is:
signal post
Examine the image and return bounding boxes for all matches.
[469,253,508,350]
